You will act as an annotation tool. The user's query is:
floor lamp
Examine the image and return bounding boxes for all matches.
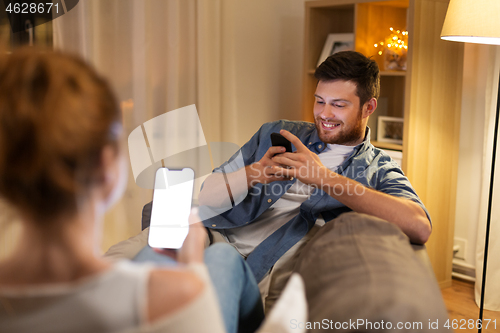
[441,1,500,332]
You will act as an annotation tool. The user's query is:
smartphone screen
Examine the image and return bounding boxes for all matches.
[148,167,194,249]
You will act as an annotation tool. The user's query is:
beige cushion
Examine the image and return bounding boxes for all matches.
[293,212,449,333]
[258,223,434,314]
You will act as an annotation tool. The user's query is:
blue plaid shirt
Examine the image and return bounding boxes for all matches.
[200,120,430,282]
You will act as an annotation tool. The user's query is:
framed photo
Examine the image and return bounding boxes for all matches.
[317,33,354,67]
[377,116,404,144]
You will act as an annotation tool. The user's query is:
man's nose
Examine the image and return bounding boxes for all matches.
[319,104,335,119]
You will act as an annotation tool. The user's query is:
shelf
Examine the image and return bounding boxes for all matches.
[380,70,406,77]
[371,140,402,151]
[309,69,405,76]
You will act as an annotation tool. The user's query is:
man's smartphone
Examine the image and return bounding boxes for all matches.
[271,132,292,152]
[148,167,194,249]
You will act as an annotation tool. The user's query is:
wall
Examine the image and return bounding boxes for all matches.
[453,43,491,271]
[219,0,306,146]
[0,0,308,258]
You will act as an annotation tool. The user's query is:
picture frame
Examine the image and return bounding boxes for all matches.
[317,33,354,67]
[377,116,404,144]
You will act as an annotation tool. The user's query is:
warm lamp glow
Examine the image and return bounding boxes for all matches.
[441,0,500,45]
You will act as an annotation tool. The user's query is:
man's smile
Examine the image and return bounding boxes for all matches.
[320,121,341,130]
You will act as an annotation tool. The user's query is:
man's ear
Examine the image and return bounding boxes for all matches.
[363,98,377,118]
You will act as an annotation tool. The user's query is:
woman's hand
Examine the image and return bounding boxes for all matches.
[177,208,207,264]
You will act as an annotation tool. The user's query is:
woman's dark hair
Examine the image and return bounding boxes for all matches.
[315,51,380,107]
[0,47,121,222]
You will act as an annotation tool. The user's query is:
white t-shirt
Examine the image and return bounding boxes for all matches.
[224,143,355,257]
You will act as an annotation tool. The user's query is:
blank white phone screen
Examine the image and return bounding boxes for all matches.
[148,168,194,249]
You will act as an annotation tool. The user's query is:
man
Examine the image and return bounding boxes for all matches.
[198,51,431,283]
[118,51,448,332]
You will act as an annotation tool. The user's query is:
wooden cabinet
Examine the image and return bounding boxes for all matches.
[302,0,463,288]
[303,0,409,148]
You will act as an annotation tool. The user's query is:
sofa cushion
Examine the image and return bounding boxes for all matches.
[293,212,449,333]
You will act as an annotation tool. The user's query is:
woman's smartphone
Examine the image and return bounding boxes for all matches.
[271,132,292,152]
[148,167,194,249]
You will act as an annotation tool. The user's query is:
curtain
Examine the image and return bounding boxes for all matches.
[0,200,22,260]
[52,0,226,252]
[475,45,500,311]
[0,0,306,256]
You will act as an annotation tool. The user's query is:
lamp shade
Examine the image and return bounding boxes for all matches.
[441,0,500,45]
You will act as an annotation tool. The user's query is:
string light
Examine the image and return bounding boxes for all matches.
[373,27,408,70]
[374,27,408,57]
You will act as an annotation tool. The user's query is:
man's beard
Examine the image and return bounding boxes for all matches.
[314,108,365,145]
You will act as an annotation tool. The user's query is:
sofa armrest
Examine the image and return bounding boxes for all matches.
[411,244,434,276]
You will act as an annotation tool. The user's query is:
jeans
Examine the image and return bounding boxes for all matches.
[133,243,264,333]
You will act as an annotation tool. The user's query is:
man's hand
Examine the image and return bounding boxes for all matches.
[247,145,292,186]
[199,140,295,208]
[270,129,333,187]
[271,130,431,244]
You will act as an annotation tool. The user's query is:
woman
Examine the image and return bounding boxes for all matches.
[0,47,263,333]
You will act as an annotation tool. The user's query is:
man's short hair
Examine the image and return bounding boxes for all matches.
[315,51,380,107]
